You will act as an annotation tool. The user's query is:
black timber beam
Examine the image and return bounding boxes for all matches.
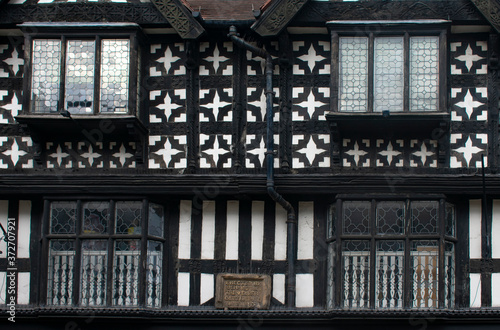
[251,0,309,37]
[146,0,205,39]
[471,0,500,33]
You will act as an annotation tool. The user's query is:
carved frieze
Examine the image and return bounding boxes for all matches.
[150,0,205,39]
[471,0,500,33]
[252,0,309,37]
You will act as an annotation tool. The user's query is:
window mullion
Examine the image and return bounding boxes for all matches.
[59,36,67,113]
[106,200,115,306]
[369,199,376,308]
[438,199,446,308]
[404,32,409,112]
[404,199,411,308]
[73,200,83,306]
[94,36,102,115]
[368,33,374,113]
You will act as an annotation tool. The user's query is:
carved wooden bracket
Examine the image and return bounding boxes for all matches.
[251,0,309,37]
[471,0,500,33]
[150,0,205,39]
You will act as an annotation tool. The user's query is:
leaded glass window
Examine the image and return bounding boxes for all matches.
[45,200,164,308]
[30,37,131,114]
[336,32,443,113]
[327,199,456,309]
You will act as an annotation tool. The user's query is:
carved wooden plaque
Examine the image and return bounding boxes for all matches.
[215,274,271,309]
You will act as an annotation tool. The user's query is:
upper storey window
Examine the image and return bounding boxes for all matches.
[31,38,130,114]
[330,21,448,113]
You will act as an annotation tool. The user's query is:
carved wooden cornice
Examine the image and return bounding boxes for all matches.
[251,0,309,37]
[150,0,205,39]
[471,0,500,33]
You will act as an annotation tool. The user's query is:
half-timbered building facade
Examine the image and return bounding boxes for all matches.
[1,0,500,328]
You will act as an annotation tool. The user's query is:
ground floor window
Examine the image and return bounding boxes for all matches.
[327,198,456,309]
[44,199,164,307]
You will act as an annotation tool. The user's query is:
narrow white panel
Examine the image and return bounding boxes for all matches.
[177,272,190,306]
[225,201,239,260]
[251,201,265,260]
[493,200,500,258]
[201,201,215,260]
[178,200,192,259]
[17,272,30,304]
[298,202,314,260]
[469,200,482,259]
[295,273,314,307]
[272,273,285,304]
[200,273,214,305]
[470,273,481,308]
[17,201,31,258]
[275,204,287,261]
[0,200,8,260]
[492,273,500,307]
[0,272,5,304]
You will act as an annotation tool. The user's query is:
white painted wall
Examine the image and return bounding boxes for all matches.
[0,272,5,305]
[272,273,285,305]
[18,200,31,258]
[492,200,500,258]
[17,272,29,304]
[251,201,264,261]
[201,201,215,260]
[297,202,314,260]
[295,273,314,307]
[492,273,500,307]
[200,273,214,305]
[275,204,287,261]
[470,273,481,307]
[469,200,482,259]
[225,201,239,260]
[177,272,190,306]
[0,200,8,260]
[178,200,192,259]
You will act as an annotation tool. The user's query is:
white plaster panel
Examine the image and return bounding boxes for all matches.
[17,272,29,304]
[251,201,265,260]
[298,202,314,260]
[493,200,500,258]
[17,201,31,258]
[272,273,285,304]
[200,273,214,305]
[178,200,192,259]
[0,272,5,304]
[469,199,482,259]
[0,200,7,259]
[470,273,481,307]
[225,201,239,260]
[177,272,190,306]
[201,201,215,260]
[492,273,500,307]
[274,204,287,261]
[295,273,314,308]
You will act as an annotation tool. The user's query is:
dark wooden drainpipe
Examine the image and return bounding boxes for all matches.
[228,26,297,308]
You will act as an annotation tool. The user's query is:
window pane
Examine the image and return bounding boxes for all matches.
[326,242,336,309]
[339,37,368,112]
[343,201,371,235]
[147,241,162,307]
[376,201,405,235]
[81,240,108,306]
[115,201,142,234]
[328,204,336,239]
[100,39,130,113]
[410,36,439,111]
[411,240,438,308]
[31,39,61,113]
[47,240,75,305]
[374,37,404,112]
[411,201,439,234]
[148,203,164,238]
[113,240,140,306]
[83,201,109,234]
[375,240,404,308]
[444,242,455,308]
[65,40,95,114]
[342,240,370,308]
[445,203,455,238]
[50,201,76,234]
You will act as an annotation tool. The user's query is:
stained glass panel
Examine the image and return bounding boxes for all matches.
[342,240,370,308]
[113,240,140,306]
[376,201,405,235]
[100,39,130,113]
[343,201,371,235]
[339,37,368,112]
[47,240,75,305]
[65,40,95,114]
[375,240,404,308]
[410,36,439,111]
[411,240,438,308]
[115,201,142,234]
[80,240,108,306]
[50,201,76,234]
[374,37,404,112]
[147,241,163,307]
[31,39,61,113]
[411,201,439,234]
[83,201,109,234]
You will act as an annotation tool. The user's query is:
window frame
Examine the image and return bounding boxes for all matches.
[329,21,449,114]
[40,198,166,308]
[21,23,142,118]
[326,195,457,310]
